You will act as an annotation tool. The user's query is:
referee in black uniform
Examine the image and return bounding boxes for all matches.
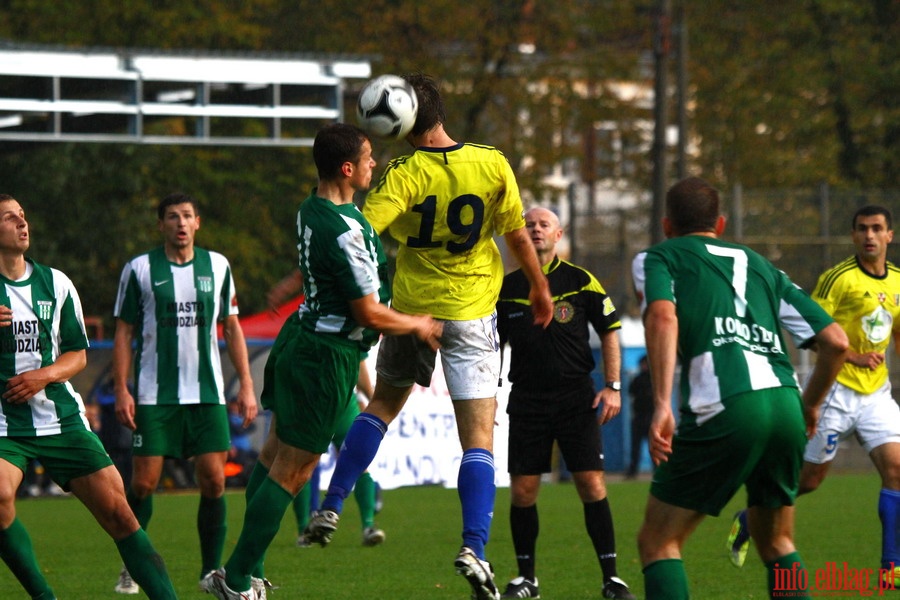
[496,207,635,600]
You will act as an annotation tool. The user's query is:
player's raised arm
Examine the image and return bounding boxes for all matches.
[350,293,442,351]
[503,227,552,327]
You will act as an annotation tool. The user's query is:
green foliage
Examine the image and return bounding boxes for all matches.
[0,143,312,326]
[1,472,883,598]
[0,0,897,326]
[0,1,896,192]
[688,0,899,188]
[0,0,276,48]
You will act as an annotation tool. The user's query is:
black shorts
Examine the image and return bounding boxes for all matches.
[507,383,604,475]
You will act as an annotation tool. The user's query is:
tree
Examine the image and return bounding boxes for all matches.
[0,0,896,327]
[0,143,311,328]
[686,0,899,188]
[0,0,274,49]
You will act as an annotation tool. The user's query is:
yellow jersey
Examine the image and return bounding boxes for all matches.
[812,256,900,394]
[363,143,526,320]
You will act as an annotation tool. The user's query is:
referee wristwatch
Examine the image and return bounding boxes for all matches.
[605,381,621,392]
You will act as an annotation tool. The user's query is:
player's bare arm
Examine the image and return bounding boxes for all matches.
[800,322,849,437]
[3,349,86,404]
[852,326,900,371]
[222,313,257,427]
[848,350,885,370]
[350,293,443,350]
[594,328,622,424]
[267,269,303,313]
[112,318,138,430]
[802,335,877,370]
[503,227,553,327]
[643,298,678,464]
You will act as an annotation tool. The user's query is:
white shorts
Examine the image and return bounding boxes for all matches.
[804,380,900,463]
[375,313,500,401]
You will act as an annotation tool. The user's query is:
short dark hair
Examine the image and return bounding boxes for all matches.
[403,73,445,138]
[157,192,198,220]
[313,123,369,181]
[852,205,892,231]
[665,177,720,235]
[0,194,14,203]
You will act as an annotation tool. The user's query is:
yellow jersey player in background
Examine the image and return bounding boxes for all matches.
[729,205,900,581]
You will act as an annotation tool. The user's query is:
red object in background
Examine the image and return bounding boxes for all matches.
[217,295,303,341]
[224,462,244,477]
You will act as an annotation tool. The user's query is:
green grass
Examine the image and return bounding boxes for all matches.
[1,471,883,599]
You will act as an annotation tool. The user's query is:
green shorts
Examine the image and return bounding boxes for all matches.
[0,428,113,490]
[651,387,807,516]
[332,392,362,447]
[260,311,300,412]
[133,403,230,458]
[270,326,360,454]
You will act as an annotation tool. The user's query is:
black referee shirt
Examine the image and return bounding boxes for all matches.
[497,256,621,395]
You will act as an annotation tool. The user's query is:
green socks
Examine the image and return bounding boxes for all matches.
[643,558,689,599]
[244,461,269,503]
[767,552,809,599]
[245,462,271,579]
[354,471,377,529]
[198,494,227,578]
[0,517,55,599]
[644,552,809,599]
[126,487,153,530]
[293,480,312,533]
[115,528,177,600]
[225,475,294,592]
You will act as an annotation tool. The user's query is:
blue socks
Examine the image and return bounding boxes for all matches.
[458,448,496,559]
[322,413,387,514]
[879,488,900,570]
[321,415,496,561]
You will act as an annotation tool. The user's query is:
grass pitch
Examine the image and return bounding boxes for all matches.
[1,470,881,599]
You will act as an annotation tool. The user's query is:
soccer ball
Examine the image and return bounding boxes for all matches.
[356,75,418,141]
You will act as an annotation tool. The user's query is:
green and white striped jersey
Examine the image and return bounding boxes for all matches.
[632,235,834,427]
[114,246,238,406]
[0,260,91,437]
[296,194,389,351]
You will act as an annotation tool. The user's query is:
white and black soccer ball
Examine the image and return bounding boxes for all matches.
[356,75,418,141]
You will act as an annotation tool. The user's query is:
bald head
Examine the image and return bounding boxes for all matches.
[524,207,563,266]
